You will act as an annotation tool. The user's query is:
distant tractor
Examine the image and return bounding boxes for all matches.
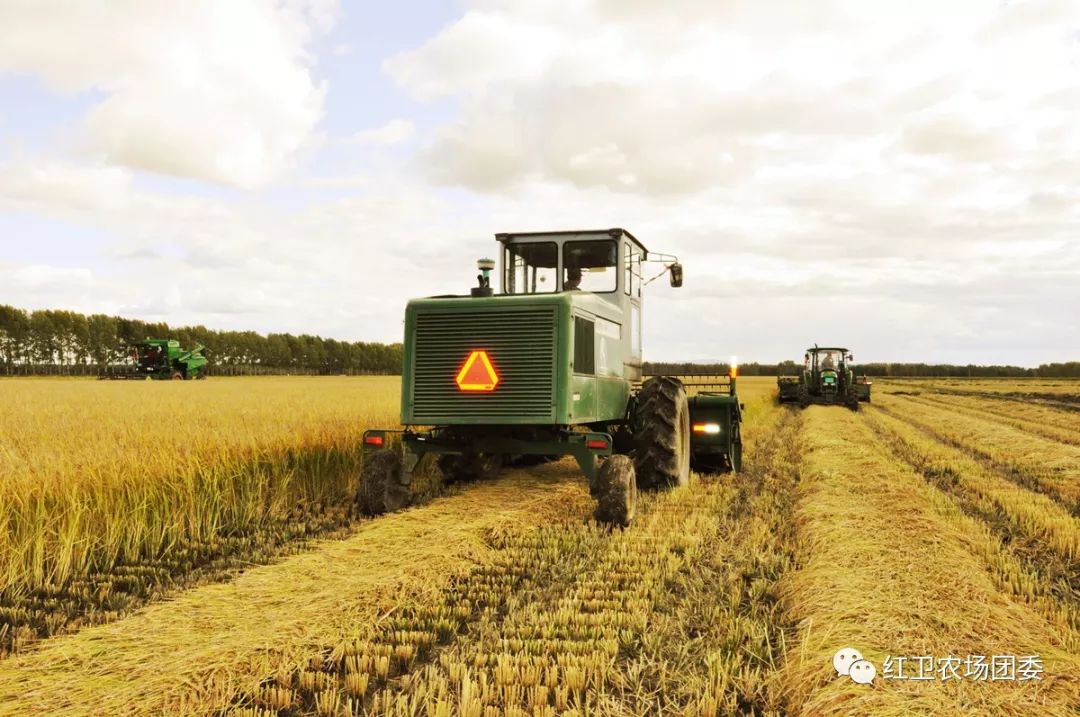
[777,346,870,410]
[99,339,209,380]
[362,228,743,526]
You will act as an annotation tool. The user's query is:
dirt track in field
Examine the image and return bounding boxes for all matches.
[0,465,592,717]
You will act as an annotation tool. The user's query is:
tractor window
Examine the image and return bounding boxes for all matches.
[504,242,557,294]
[574,316,595,375]
[623,242,643,297]
[564,240,617,293]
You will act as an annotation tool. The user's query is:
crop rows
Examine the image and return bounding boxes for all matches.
[885,390,1080,446]
[3,377,1079,717]
[226,399,801,717]
[863,409,1080,644]
[872,392,1080,512]
[777,406,1080,716]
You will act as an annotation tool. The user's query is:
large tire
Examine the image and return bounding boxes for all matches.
[593,455,637,527]
[731,424,743,472]
[438,453,503,484]
[633,376,691,490]
[845,387,860,412]
[358,449,409,516]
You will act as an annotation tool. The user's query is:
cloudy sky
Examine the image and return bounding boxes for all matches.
[1,0,1077,365]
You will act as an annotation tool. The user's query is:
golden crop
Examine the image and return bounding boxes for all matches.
[1,376,1078,717]
[0,378,399,622]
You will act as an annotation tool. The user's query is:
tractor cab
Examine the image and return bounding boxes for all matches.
[494,229,679,384]
[497,228,671,300]
[134,340,177,371]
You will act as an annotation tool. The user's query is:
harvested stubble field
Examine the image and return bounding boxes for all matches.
[1,376,1079,716]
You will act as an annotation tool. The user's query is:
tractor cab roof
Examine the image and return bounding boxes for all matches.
[807,346,849,353]
[495,227,648,255]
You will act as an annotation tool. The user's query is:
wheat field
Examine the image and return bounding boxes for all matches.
[0,376,1078,716]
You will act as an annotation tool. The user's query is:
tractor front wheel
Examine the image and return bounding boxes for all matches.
[633,376,691,490]
[358,449,409,516]
[438,453,503,484]
[593,455,637,527]
[170,371,184,380]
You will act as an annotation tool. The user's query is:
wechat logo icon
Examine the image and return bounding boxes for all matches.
[834,647,876,685]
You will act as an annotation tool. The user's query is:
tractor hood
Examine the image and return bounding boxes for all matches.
[399,293,627,426]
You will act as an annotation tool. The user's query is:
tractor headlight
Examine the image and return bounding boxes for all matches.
[692,423,721,434]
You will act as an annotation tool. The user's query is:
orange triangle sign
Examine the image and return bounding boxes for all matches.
[456,350,499,392]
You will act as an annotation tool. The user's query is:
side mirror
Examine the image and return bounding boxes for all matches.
[848,354,854,362]
[669,262,683,288]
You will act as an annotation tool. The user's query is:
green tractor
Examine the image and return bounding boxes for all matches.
[362,228,742,526]
[777,345,870,410]
[99,339,208,380]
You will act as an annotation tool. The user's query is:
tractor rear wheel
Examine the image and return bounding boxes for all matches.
[358,449,409,516]
[438,453,503,484]
[633,376,691,490]
[731,424,743,472]
[845,391,860,412]
[593,455,637,527]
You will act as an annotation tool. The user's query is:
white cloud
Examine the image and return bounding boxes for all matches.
[390,0,1080,199]
[349,118,415,146]
[0,0,334,187]
[0,159,132,211]
[1,0,1078,365]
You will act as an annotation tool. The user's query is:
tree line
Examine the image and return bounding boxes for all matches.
[2,303,1074,378]
[0,305,402,376]
[644,360,1080,378]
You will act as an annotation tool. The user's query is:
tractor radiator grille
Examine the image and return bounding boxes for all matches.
[410,307,557,423]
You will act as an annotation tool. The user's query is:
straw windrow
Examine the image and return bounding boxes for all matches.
[0,468,592,716]
[776,406,1080,716]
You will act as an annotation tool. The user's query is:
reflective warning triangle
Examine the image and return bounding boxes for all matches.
[456,350,499,392]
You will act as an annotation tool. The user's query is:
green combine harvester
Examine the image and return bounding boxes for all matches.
[99,339,208,380]
[777,345,870,410]
[362,228,743,525]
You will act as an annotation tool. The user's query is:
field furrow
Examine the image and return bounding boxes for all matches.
[225,399,801,716]
[904,379,1080,399]
[776,406,1080,716]
[862,409,1080,641]
[896,392,1080,446]
[0,469,592,717]
[874,393,1080,512]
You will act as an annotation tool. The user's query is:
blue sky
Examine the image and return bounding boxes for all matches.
[0,0,1078,365]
